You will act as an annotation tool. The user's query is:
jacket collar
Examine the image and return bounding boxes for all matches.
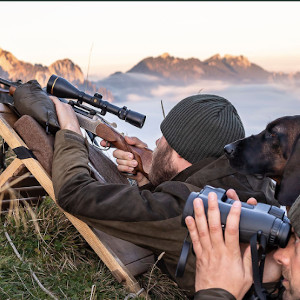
[185,155,237,187]
[140,155,235,190]
[171,156,216,182]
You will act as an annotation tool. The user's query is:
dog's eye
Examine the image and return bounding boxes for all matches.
[265,132,277,139]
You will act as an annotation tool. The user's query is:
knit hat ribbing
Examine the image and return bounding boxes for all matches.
[160,94,245,164]
[288,195,300,238]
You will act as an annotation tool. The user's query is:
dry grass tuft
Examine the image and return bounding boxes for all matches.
[1,197,187,299]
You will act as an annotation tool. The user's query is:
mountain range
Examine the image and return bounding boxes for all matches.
[1,48,299,102]
[0,48,114,101]
[126,52,299,83]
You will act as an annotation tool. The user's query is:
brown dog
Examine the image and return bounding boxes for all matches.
[224,115,300,206]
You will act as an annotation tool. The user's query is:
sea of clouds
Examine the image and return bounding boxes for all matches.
[99,80,300,151]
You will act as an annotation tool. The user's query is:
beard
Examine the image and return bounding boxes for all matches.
[283,286,300,300]
[148,142,179,187]
[283,290,297,300]
[282,269,300,300]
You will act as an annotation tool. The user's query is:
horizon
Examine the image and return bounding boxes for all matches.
[1,2,300,79]
[2,47,297,82]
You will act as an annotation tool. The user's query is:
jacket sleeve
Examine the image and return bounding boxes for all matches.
[52,130,192,222]
[194,288,236,300]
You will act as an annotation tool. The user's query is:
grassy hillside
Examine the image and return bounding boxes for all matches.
[0,196,187,299]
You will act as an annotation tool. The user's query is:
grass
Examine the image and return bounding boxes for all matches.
[0,196,187,299]
[0,136,187,299]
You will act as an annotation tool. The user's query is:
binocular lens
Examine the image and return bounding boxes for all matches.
[272,218,291,248]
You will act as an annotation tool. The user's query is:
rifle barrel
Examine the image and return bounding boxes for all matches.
[0,78,14,87]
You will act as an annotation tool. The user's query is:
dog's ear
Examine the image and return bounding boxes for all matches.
[277,136,300,206]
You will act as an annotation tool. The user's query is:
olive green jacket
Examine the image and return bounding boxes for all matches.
[194,282,285,300]
[194,288,236,300]
[52,130,276,297]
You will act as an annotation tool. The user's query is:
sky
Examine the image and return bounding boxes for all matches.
[1,1,300,79]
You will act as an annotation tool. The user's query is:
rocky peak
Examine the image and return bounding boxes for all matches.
[128,53,205,82]
[160,52,171,59]
[0,48,84,87]
[49,59,84,84]
[0,48,22,72]
[0,48,114,102]
[223,54,251,68]
[207,54,222,61]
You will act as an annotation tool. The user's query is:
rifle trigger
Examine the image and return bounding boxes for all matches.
[102,140,111,150]
[92,139,111,151]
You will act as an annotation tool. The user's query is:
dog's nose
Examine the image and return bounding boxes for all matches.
[224,143,236,157]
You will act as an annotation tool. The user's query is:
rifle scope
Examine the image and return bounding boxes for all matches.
[47,75,146,128]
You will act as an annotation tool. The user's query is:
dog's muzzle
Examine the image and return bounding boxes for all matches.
[224,143,236,158]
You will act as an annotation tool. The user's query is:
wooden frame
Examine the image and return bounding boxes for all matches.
[0,104,153,297]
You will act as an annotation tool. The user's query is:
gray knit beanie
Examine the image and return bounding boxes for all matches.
[160,94,245,164]
[288,195,300,238]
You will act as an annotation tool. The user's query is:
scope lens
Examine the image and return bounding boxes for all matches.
[125,110,146,128]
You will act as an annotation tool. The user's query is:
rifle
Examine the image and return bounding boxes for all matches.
[0,76,153,177]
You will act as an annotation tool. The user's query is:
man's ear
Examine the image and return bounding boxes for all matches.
[173,151,192,172]
[277,136,300,206]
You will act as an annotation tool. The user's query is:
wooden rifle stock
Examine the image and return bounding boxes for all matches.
[0,79,153,177]
[75,113,153,177]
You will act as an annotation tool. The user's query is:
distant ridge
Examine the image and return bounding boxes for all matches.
[127,52,291,83]
[0,48,114,102]
[0,48,84,86]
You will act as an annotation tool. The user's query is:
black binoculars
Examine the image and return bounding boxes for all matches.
[176,185,291,277]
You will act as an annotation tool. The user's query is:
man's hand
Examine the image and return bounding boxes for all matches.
[226,188,257,205]
[50,96,82,136]
[100,136,150,186]
[185,193,253,300]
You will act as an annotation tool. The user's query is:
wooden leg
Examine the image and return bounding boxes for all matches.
[0,158,23,187]
[0,111,148,297]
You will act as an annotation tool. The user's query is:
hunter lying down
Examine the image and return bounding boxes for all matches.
[50,93,277,297]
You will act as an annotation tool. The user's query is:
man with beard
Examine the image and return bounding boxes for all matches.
[115,135,184,188]
[187,189,300,300]
[51,94,277,297]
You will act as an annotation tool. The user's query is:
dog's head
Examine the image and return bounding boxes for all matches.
[224,115,300,206]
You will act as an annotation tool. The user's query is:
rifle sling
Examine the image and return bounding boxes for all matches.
[13,146,37,160]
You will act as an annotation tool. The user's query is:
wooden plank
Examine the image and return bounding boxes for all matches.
[8,175,41,187]
[0,158,23,187]
[0,111,146,296]
[0,103,18,127]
